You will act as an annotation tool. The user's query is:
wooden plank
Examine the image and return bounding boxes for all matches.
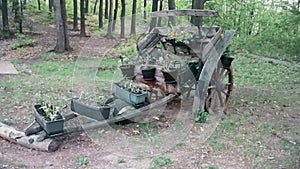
[151,10,219,18]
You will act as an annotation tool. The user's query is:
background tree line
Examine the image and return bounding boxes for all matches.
[1,0,299,62]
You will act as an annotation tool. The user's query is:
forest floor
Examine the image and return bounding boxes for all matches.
[0,27,299,169]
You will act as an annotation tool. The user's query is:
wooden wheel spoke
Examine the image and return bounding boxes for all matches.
[217,90,224,107]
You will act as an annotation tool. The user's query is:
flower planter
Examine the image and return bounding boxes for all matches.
[33,105,64,135]
[120,64,135,79]
[162,68,178,84]
[112,82,148,106]
[220,56,234,69]
[141,66,156,81]
[71,98,110,121]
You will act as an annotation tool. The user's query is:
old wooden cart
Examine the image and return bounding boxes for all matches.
[3,9,235,152]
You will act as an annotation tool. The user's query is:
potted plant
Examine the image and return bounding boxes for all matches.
[33,101,65,135]
[140,55,157,81]
[112,79,148,106]
[119,55,135,80]
[161,57,179,84]
[71,93,111,121]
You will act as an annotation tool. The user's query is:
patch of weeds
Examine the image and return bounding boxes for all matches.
[209,139,224,151]
[41,52,61,60]
[76,156,88,166]
[152,156,173,168]
[1,119,15,126]
[176,141,186,147]
[117,157,126,163]
[195,110,208,123]
[173,118,183,130]
[222,119,235,131]
[251,148,260,157]
[31,61,75,76]
[12,33,36,50]
[208,166,218,169]
[96,70,120,79]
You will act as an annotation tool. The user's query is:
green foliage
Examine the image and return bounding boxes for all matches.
[12,33,36,50]
[152,156,173,168]
[117,157,126,163]
[76,156,88,166]
[30,61,75,77]
[195,110,208,123]
[1,119,15,126]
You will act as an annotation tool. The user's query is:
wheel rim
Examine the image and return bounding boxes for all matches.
[205,61,233,114]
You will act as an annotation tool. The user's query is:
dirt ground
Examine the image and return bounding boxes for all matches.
[0,29,299,169]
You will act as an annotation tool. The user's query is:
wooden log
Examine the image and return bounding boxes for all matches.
[0,122,61,152]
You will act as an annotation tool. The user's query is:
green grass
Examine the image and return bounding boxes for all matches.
[152,156,173,169]
[30,61,75,76]
[233,53,300,89]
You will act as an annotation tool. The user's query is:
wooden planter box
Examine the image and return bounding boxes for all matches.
[112,82,148,106]
[71,98,110,121]
[33,105,64,135]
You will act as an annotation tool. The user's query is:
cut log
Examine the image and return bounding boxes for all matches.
[0,122,61,152]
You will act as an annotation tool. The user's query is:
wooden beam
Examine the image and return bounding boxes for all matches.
[151,10,219,18]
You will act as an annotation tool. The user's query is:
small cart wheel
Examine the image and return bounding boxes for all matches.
[205,61,233,114]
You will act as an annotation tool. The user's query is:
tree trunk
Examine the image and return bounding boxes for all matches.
[106,0,113,38]
[130,0,137,35]
[2,0,10,38]
[150,0,158,31]
[19,0,24,33]
[120,0,125,38]
[85,0,88,13]
[73,0,79,31]
[157,0,163,26]
[191,0,206,26]
[143,0,147,20]
[168,0,176,26]
[112,0,118,31]
[93,0,98,14]
[37,0,41,10]
[49,0,53,12]
[98,0,103,29]
[80,0,86,36]
[54,0,71,53]
[104,0,108,19]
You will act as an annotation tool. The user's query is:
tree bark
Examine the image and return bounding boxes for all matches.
[85,0,89,13]
[0,122,61,152]
[73,0,79,31]
[191,0,206,26]
[143,0,147,20]
[106,0,113,38]
[150,0,159,31]
[2,0,10,38]
[49,0,53,12]
[120,0,125,38]
[37,0,41,10]
[98,0,104,29]
[93,0,98,14]
[104,0,108,19]
[112,0,118,31]
[157,0,163,26]
[130,0,137,35]
[54,0,71,53]
[168,0,176,26]
[80,0,86,36]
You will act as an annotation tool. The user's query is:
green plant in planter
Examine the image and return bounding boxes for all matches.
[79,92,110,107]
[120,79,143,94]
[40,102,61,121]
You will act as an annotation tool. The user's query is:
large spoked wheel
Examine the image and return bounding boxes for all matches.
[205,61,233,114]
